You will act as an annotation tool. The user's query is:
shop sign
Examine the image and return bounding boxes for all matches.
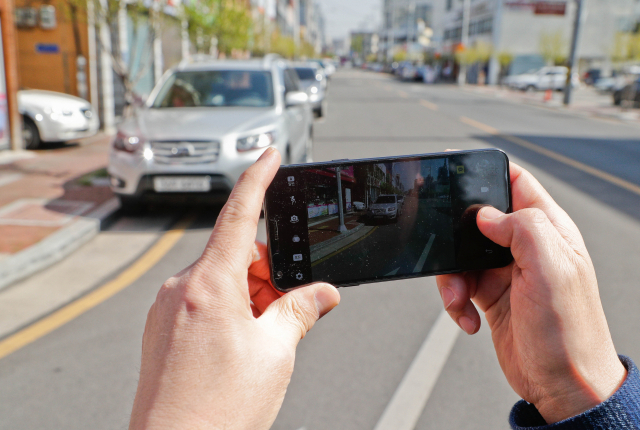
[534,2,566,15]
[308,204,329,219]
[15,8,37,28]
[35,44,60,54]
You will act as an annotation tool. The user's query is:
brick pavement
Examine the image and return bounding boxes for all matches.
[0,134,114,258]
[308,213,363,246]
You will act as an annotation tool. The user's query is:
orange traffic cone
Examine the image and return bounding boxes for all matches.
[544,89,553,102]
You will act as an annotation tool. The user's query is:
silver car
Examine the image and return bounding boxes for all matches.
[19,90,99,149]
[108,56,313,210]
[293,63,326,117]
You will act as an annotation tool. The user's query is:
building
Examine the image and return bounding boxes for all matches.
[381,0,434,61]
[350,31,379,60]
[431,0,639,84]
[299,0,327,53]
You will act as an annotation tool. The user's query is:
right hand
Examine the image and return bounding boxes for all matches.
[435,162,626,424]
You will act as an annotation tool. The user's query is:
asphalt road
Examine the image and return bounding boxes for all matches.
[2,69,640,430]
[312,196,455,284]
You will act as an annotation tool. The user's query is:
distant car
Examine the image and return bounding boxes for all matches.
[367,194,401,222]
[19,89,99,149]
[353,201,365,210]
[108,55,314,211]
[613,79,640,107]
[503,66,579,91]
[293,63,326,117]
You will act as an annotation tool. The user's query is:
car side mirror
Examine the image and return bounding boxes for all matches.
[285,91,308,107]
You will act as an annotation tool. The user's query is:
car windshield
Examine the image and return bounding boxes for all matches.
[152,70,274,108]
[375,196,396,204]
[295,68,317,81]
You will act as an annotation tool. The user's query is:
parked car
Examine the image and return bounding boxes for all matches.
[353,201,365,211]
[613,78,640,107]
[19,89,99,149]
[293,62,326,117]
[108,55,314,211]
[503,66,579,91]
[367,194,401,222]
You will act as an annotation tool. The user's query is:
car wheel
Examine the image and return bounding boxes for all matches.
[613,92,622,106]
[118,195,144,215]
[23,116,41,150]
[525,85,536,92]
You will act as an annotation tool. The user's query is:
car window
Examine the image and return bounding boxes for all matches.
[284,68,302,93]
[152,70,274,108]
[375,196,396,204]
[294,68,317,81]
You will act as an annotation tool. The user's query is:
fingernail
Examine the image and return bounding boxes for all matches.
[315,286,339,319]
[458,316,476,335]
[480,206,504,220]
[441,287,456,310]
[258,147,276,161]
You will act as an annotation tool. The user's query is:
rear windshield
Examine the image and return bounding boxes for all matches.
[152,70,274,108]
[294,68,317,81]
[375,196,396,204]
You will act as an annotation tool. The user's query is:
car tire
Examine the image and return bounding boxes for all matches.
[314,105,323,118]
[118,195,144,215]
[23,116,41,150]
[525,85,536,92]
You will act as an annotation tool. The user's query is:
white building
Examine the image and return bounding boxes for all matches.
[430,0,639,84]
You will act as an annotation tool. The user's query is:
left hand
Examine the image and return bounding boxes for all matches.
[129,147,341,430]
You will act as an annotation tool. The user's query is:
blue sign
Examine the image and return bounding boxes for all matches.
[35,43,59,54]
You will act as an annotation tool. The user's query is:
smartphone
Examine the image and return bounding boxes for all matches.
[264,149,513,292]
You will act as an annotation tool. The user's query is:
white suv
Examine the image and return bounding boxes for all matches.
[367,194,402,222]
[108,55,313,210]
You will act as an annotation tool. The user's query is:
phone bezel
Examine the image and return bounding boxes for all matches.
[264,148,513,292]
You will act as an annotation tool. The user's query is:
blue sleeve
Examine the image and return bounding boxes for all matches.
[509,355,640,429]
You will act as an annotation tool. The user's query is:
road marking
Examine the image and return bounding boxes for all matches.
[311,226,378,268]
[374,310,460,430]
[413,234,435,273]
[0,213,196,361]
[419,99,438,111]
[460,116,640,197]
[385,268,400,276]
[398,91,409,98]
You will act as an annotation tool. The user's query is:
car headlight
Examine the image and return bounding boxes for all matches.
[113,132,143,153]
[310,86,319,94]
[237,131,277,152]
[387,207,396,212]
[44,106,73,121]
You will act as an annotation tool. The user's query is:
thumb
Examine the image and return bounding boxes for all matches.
[259,283,340,347]
[477,206,565,265]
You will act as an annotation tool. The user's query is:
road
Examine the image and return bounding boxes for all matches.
[312,195,455,284]
[1,69,640,430]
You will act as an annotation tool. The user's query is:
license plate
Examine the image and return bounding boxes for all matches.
[153,176,211,193]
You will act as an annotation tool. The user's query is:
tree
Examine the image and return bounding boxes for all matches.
[611,32,640,63]
[69,0,168,116]
[182,0,252,56]
[539,30,567,66]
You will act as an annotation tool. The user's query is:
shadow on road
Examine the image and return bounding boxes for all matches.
[477,134,640,223]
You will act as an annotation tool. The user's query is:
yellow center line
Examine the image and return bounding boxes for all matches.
[459,116,640,197]
[0,212,197,361]
[311,226,378,268]
[419,99,438,111]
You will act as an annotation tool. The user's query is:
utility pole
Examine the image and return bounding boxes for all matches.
[458,0,471,85]
[0,0,22,150]
[335,167,347,233]
[564,0,584,105]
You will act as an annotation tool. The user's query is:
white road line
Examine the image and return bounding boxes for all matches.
[373,310,460,430]
[413,234,435,273]
[385,267,400,276]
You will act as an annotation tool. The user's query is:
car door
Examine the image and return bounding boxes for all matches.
[282,67,307,163]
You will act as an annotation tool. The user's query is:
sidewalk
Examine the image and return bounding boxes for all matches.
[308,212,363,246]
[462,85,640,123]
[0,134,117,290]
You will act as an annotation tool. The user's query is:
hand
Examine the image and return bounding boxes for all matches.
[435,162,626,424]
[129,147,341,430]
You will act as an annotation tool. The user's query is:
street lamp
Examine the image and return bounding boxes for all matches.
[458,0,471,85]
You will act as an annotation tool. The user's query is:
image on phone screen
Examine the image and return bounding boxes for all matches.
[265,149,512,291]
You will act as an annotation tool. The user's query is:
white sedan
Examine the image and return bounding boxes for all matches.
[19,89,99,149]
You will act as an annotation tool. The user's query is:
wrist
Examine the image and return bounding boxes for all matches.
[535,356,627,424]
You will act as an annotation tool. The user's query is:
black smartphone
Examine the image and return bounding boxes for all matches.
[264,149,513,292]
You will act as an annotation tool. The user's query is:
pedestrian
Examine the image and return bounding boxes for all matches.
[128,147,639,429]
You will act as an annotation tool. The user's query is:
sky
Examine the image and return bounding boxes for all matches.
[320,0,382,41]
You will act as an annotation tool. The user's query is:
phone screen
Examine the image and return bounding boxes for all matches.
[265,149,512,291]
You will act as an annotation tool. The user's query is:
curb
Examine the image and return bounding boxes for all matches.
[0,197,120,292]
[310,223,370,263]
[310,223,364,254]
